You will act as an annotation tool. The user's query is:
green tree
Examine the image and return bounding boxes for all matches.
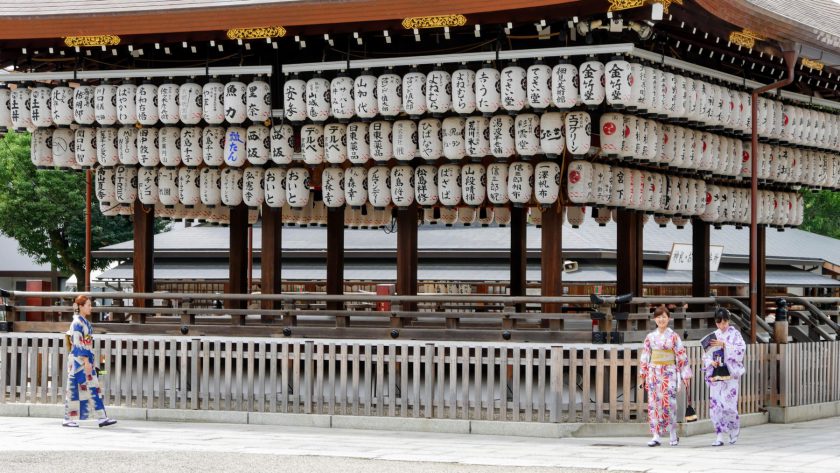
[800,190,840,240]
[0,132,165,286]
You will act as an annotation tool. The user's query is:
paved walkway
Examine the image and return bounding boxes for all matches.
[2,416,839,473]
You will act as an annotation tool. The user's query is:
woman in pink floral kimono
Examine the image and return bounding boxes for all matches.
[639,306,692,447]
[704,308,746,446]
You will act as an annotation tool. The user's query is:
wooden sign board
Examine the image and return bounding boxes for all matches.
[667,243,724,271]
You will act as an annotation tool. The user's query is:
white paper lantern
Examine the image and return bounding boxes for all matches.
[368,166,392,209]
[117,126,138,165]
[246,79,272,123]
[592,163,613,207]
[535,161,561,206]
[508,161,533,206]
[96,127,119,167]
[283,77,307,122]
[621,116,640,162]
[591,207,610,226]
[325,75,354,122]
[599,112,624,157]
[178,127,202,167]
[527,63,552,111]
[437,163,461,207]
[347,122,371,165]
[30,86,52,128]
[9,87,33,130]
[323,123,348,164]
[393,119,418,161]
[512,113,540,158]
[197,167,220,207]
[30,128,53,168]
[565,111,591,156]
[551,61,579,110]
[418,118,443,162]
[134,127,158,168]
[377,73,402,118]
[222,80,247,124]
[608,166,628,208]
[490,206,510,226]
[578,59,605,107]
[566,206,586,227]
[51,85,75,126]
[223,126,247,167]
[452,68,476,115]
[242,167,265,208]
[72,85,95,125]
[158,126,181,167]
[461,163,486,207]
[264,167,287,208]
[353,73,378,119]
[457,207,476,226]
[52,128,75,168]
[477,206,494,226]
[178,81,202,125]
[95,166,116,206]
[0,88,11,130]
[567,160,592,204]
[442,116,466,161]
[465,116,489,159]
[390,165,414,207]
[73,127,95,169]
[221,167,244,207]
[200,127,223,167]
[481,163,508,207]
[413,165,438,207]
[500,65,526,113]
[136,82,159,125]
[426,68,452,116]
[267,124,293,166]
[370,120,393,163]
[402,69,427,118]
[344,166,368,207]
[321,167,345,208]
[538,112,565,158]
[475,67,500,115]
[157,82,180,125]
[490,115,515,160]
[628,63,645,111]
[138,167,159,205]
[177,167,200,207]
[246,125,270,166]
[604,57,632,108]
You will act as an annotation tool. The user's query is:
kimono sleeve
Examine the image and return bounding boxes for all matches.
[673,333,693,381]
[701,333,717,383]
[724,328,747,379]
[639,335,652,379]
[69,320,94,362]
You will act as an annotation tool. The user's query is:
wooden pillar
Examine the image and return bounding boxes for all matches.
[227,203,248,323]
[510,206,527,313]
[132,202,155,324]
[691,218,711,317]
[261,203,282,323]
[616,209,643,314]
[757,225,767,322]
[541,203,564,330]
[396,205,419,316]
[326,207,345,323]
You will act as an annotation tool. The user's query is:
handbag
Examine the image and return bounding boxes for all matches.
[685,403,697,422]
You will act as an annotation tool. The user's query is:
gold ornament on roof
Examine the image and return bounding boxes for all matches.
[401,14,467,29]
[608,0,683,13]
[63,35,121,47]
[801,58,825,71]
[728,28,765,49]
[226,26,287,40]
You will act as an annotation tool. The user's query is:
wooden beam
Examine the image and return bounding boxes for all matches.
[691,218,711,313]
[396,205,419,315]
[541,203,563,330]
[510,205,527,313]
[616,209,643,313]
[326,207,346,320]
[260,203,282,323]
[227,204,248,322]
[132,202,154,324]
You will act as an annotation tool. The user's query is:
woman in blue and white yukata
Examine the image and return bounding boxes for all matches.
[63,295,117,428]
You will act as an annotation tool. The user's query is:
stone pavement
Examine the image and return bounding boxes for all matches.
[1,415,839,473]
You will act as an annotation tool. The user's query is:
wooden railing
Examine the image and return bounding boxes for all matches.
[3,333,837,422]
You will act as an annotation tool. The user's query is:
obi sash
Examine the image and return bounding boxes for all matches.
[651,349,676,366]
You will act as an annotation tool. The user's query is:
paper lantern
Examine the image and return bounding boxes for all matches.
[370,120,393,163]
[608,166,628,208]
[0,88,11,130]
[9,87,33,130]
[566,206,586,228]
[377,72,402,118]
[592,163,613,208]
[463,116,489,160]
[30,86,52,128]
[599,112,624,158]
[347,122,371,165]
[439,207,458,226]
[136,82,159,125]
[458,207,477,226]
[591,207,610,226]
[72,85,95,125]
[414,164,439,207]
[402,69,427,118]
[418,118,443,162]
[157,82,180,125]
[242,167,265,208]
[494,206,512,226]
[178,81,203,125]
[324,123,348,164]
[643,119,660,164]
[536,112,565,159]
[578,59,605,107]
[620,116,640,162]
[96,127,119,167]
[246,125,270,166]
[199,167,221,207]
[534,161,561,206]
[486,163,509,206]
[391,165,415,207]
[51,85,75,126]
[325,75,355,122]
[353,73,378,119]
[461,163,486,207]
[393,119,418,161]
[202,127,225,167]
[426,68,452,116]
[527,63,552,111]
[264,167,287,208]
[246,79,272,123]
[442,116,466,161]
[367,166,392,209]
[158,126,182,167]
[552,61,579,110]
[52,128,75,168]
[649,173,665,214]
[514,113,541,158]
[344,166,368,208]
[477,207,494,226]
[452,68,476,115]
[95,166,116,207]
[117,126,138,166]
[475,67,500,116]
[684,77,700,124]
[500,65,526,113]
[321,167,345,208]
[641,66,658,115]
[604,57,632,108]
[138,167,159,205]
[298,124,325,165]
[74,127,96,168]
[178,127,202,167]
[438,163,462,207]
[223,127,247,167]
[490,115,515,160]
[30,128,53,168]
[177,167,200,207]
[221,167,244,207]
[283,77,307,122]
[565,111,591,156]
[628,63,645,111]
[269,124,294,166]
[507,161,533,206]
[221,80,247,124]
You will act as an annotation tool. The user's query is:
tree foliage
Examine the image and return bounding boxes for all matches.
[0,132,165,285]
[799,189,840,240]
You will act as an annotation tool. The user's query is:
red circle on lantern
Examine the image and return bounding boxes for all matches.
[569,170,581,184]
[706,192,712,204]
[603,122,616,136]
[742,151,750,162]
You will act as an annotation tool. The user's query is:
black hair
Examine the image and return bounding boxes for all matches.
[714,307,731,323]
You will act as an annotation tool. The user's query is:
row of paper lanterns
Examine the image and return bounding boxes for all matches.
[0,78,272,131]
[281,60,840,152]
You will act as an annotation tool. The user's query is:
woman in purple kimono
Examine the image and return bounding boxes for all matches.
[704,308,746,446]
[639,305,692,447]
